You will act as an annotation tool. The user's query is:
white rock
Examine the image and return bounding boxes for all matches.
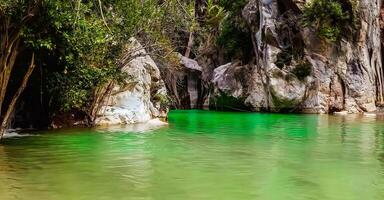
[96,38,167,126]
[239,0,381,113]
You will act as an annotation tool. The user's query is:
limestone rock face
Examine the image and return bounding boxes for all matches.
[210,62,253,110]
[212,63,248,99]
[95,38,167,125]
[179,54,204,109]
[164,54,210,109]
[237,0,383,113]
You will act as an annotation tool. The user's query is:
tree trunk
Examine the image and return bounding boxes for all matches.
[184,32,194,58]
[0,39,20,115]
[0,54,36,141]
[184,0,207,58]
[88,81,114,126]
[0,1,42,140]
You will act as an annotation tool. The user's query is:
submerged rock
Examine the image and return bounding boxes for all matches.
[96,118,167,133]
[334,111,348,116]
[95,38,168,126]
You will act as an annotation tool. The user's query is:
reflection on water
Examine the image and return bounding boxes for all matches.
[1,111,384,200]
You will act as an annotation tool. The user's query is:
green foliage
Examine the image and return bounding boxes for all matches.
[35,0,121,112]
[275,46,304,69]
[12,0,183,113]
[292,61,312,81]
[2,0,151,112]
[153,93,170,106]
[218,0,248,13]
[216,20,252,61]
[302,0,355,42]
[49,66,123,111]
[275,50,292,69]
[0,0,32,19]
[216,0,252,62]
[206,0,228,28]
[0,0,258,116]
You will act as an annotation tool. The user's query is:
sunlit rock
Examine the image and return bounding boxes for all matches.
[96,38,168,126]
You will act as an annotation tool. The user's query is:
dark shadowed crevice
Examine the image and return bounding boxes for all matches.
[277,0,301,14]
[379,3,384,105]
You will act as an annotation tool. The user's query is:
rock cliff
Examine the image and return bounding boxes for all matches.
[210,0,383,113]
[97,0,384,119]
[95,38,168,125]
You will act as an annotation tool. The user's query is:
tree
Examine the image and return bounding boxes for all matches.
[0,0,236,135]
[0,0,42,139]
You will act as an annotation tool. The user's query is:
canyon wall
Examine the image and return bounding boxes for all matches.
[210,0,383,113]
[97,0,384,122]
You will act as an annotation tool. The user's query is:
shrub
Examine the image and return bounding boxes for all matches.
[275,50,293,69]
[292,61,312,81]
[153,93,170,105]
[216,20,253,62]
[216,0,253,62]
[302,0,355,42]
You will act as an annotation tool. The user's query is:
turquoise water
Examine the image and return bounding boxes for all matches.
[1,110,384,200]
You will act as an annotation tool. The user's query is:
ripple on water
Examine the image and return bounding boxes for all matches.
[0,111,384,200]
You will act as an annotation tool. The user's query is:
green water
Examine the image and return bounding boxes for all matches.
[1,111,384,200]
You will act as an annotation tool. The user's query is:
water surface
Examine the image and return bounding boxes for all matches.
[1,111,384,200]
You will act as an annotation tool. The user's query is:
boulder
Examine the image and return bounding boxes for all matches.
[95,38,168,126]
[210,62,253,111]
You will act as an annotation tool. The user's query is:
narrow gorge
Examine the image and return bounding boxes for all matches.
[84,0,384,126]
[2,0,384,130]
[2,1,384,199]
[238,0,383,114]
[156,0,384,115]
